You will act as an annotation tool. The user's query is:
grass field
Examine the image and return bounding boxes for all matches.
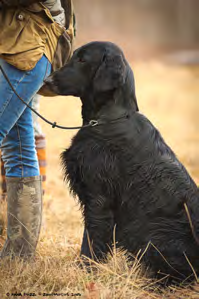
[0,60,199,298]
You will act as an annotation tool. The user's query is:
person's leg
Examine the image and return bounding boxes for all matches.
[35,135,47,194]
[0,94,47,200]
[0,55,51,257]
[0,56,51,146]
[1,105,42,257]
[32,95,47,194]
[0,156,6,200]
[1,103,39,178]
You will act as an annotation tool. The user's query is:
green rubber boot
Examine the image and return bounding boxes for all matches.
[0,176,42,258]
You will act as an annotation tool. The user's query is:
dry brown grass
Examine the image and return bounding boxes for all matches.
[0,61,199,298]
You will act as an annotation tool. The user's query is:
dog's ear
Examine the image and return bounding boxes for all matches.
[93,52,126,92]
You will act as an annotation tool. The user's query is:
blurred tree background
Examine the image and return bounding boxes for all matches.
[74,0,199,62]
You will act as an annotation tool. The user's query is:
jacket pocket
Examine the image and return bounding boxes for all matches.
[0,8,49,70]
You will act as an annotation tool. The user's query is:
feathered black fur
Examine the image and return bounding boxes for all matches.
[45,42,199,282]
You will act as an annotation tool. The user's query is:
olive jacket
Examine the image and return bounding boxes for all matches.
[0,0,74,72]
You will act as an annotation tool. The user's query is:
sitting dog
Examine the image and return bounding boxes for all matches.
[45,41,199,282]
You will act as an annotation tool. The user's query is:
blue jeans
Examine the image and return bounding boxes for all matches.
[0,55,51,177]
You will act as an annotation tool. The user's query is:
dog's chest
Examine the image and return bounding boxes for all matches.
[66,123,155,188]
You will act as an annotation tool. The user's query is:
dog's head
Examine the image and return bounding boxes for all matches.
[45,41,138,111]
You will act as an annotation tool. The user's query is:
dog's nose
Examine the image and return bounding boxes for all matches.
[44,76,54,84]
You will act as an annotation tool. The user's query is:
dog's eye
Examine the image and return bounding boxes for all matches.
[78,57,86,63]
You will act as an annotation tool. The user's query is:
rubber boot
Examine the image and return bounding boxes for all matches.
[0,176,42,258]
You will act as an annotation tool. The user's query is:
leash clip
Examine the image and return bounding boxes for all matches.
[89,120,98,127]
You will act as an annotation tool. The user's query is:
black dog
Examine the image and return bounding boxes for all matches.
[45,41,199,282]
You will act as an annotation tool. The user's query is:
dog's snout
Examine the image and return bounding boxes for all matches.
[44,76,54,85]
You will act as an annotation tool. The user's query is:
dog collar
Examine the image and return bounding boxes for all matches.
[88,113,131,127]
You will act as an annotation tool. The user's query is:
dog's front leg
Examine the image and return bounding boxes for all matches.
[80,200,114,262]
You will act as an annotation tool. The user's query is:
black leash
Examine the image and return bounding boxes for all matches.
[0,65,98,130]
[0,65,129,130]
